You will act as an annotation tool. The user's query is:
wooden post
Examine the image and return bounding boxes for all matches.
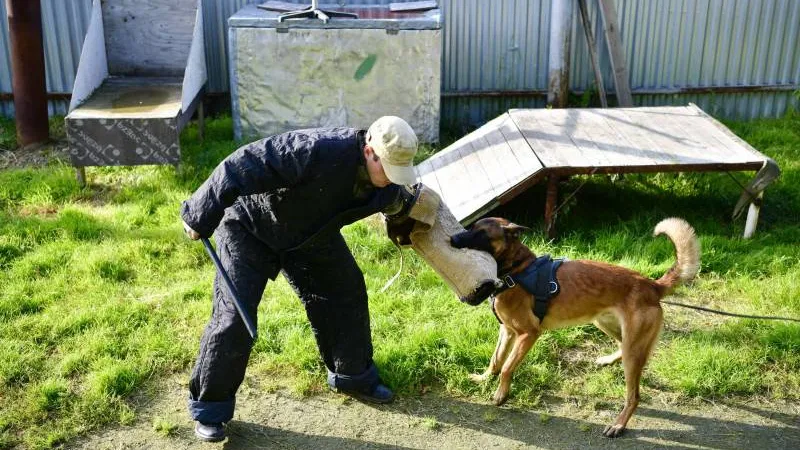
[597,0,633,106]
[578,0,608,107]
[6,0,49,147]
[548,0,573,108]
[544,175,560,239]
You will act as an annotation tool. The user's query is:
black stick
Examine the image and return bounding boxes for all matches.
[201,237,258,339]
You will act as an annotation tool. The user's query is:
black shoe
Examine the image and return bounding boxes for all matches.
[195,421,225,442]
[337,383,395,404]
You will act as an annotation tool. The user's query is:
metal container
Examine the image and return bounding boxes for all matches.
[228,3,442,142]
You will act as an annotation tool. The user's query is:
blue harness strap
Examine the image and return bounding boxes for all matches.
[490,255,566,323]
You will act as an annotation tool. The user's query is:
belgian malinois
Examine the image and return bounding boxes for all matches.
[450,217,700,437]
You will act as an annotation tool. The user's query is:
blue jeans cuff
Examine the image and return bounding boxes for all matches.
[327,363,378,392]
[188,396,235,423]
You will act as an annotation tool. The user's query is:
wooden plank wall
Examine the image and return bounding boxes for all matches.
[104,0,197,76]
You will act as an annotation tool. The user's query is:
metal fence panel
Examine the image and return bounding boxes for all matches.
[1,0,798,124]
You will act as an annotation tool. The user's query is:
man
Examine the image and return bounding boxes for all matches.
[181,116,419,442]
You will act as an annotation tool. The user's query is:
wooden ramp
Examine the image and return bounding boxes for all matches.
[416,104,779,238]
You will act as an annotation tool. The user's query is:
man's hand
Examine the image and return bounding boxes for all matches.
[385,214,415,247]
[183,220,200,240]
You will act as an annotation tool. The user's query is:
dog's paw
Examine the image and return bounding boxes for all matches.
[602,423,626,438]
[595,350,622,366]
[469,373,489,383]
[492,389,508,406]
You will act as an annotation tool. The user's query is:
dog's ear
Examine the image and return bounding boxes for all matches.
[502,223,530,240]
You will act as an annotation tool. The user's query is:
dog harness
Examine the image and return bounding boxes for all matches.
[490,254,566,324]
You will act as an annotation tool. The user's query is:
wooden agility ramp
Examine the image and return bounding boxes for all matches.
[416,104,780,238]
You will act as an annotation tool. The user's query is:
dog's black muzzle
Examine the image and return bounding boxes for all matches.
[450,230,493,255]
[450,230,498,307]
[459,280,497,306]
[449,231,471,249]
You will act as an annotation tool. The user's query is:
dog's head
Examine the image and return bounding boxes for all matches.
[450,217,529,259]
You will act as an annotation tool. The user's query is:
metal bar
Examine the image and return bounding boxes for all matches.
[201,237,258,340]
[2,85,794,102]
[743,192,762,239]
[440,84,799,98]
[6,0,48,146]
[75,167,86,187]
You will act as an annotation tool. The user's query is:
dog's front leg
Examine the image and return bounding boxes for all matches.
[470,325,515,383]
[493,329,540,406]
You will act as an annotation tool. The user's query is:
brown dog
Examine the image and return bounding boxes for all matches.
[450,217,700,437]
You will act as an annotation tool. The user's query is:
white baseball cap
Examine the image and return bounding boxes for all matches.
[366,116,419,186]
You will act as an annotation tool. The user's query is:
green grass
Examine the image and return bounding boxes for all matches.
[1,112,799,448]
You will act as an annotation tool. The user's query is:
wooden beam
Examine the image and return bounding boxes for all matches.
[597,0,633,106]
[578,0,607,107]
[544,175,560,239]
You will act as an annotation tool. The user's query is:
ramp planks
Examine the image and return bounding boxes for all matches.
[418,104,772,226]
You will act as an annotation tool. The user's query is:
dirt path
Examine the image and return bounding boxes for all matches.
[68,374,799,450]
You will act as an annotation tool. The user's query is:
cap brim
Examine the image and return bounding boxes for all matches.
[382,161,418,186]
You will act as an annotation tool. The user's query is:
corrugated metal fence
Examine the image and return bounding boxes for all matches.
[1,0,798,129]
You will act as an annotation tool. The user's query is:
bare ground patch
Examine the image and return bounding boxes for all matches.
[66,373,799,450]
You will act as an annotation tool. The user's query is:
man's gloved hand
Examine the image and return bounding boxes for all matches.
[383,184,419,246]
[183,220,200,240]
[385,214,415,246]
[382,184,417,218]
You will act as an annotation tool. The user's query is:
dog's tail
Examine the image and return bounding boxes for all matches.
[653,218,700,293]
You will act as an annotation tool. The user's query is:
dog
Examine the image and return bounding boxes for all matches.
[450,217,700,437]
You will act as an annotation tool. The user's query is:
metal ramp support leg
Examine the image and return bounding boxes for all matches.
[733,158,780,239]
[75,167,86,188]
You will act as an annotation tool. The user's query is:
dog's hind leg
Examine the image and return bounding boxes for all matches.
[471,325,515,383]
[604,306,663,438]
[594,313,623,366]
[493,326,540,406]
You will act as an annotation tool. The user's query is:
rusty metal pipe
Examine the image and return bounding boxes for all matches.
[6,0,49,147]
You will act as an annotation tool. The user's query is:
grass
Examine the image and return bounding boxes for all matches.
[0,112,799,448]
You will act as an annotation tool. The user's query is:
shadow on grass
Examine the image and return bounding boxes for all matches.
[388,393,799,450]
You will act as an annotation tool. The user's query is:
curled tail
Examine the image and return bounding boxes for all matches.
[653,218,700,293]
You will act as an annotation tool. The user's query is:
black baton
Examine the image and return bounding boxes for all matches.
[201,237,258,340]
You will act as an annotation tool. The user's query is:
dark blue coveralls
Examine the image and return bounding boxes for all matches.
[180,128,403,423]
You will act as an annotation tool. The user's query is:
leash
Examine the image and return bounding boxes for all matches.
[661,299,800,323]
[380,239,405,293]
[201,238,259,339]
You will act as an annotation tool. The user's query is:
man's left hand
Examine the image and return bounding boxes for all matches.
[183,220,201,240]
